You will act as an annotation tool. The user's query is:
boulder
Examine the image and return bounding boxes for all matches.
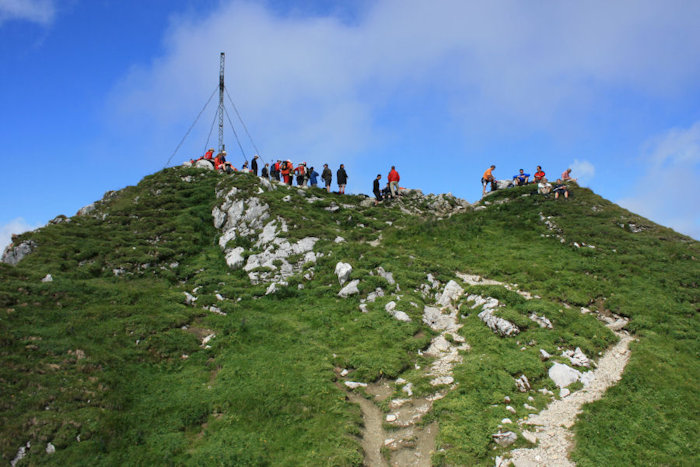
[1,240,36,265]
[335,262,352,285]
[41,274,53,283]
[492,431,517,446]
[515,374,531,392]
[562,347,590,367]
[436,280,464,308]
[548,362,581,388]
[76,203,96,216]
[338,279,360,298]
[334,236,346,243]
[376,266,395,285]
[478,309,519,336]
[530,313,553,329]
[195,159,215,170]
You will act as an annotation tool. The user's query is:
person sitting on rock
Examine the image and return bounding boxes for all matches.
[559,168,577,183]
[513,169,530,186]
[308,167,319,187]
[241,161,251,173]
[553,183,570,199]
[482,165,496,195]
[537,177,552,194]
[534,165,546,182]
[373,174,383,205]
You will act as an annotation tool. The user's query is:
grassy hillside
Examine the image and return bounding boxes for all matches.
[1,167,697,465]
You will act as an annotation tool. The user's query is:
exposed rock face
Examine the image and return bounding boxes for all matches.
[213,184,318,286]
[76,203,96,216]
[562,347,590,367]
[1,240,36,265]
[436,280,464,308]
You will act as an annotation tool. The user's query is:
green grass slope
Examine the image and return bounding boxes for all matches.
[1,168,697,466]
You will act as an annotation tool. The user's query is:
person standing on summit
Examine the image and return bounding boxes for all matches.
[251,155,259,176]
[322,164,332,192]
[482,165,496,195]
[337,164,348,194]
[388,166,400,198]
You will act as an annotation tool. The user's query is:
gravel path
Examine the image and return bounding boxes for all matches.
[507,331,634,467]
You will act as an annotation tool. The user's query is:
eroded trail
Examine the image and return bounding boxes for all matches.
[346,389,388,467]
[507,331,634,467]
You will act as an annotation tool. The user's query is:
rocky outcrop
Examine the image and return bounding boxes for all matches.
[1,240,36,265]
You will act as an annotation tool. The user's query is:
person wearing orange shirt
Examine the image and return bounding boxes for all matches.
[482,165,496,195]
[387,166,400,198]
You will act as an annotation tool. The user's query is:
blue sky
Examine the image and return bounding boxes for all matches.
[2,0,700,251]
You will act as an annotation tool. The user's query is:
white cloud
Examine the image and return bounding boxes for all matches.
[0,217,40,254]
[110,0,700,161]
[569,160,595,186]
[0,0,55,26]
[618,122,700,240]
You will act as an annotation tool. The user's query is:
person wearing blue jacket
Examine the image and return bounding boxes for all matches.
[308,167,320,187]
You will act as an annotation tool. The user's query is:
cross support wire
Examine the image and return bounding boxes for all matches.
[218,52,225,154]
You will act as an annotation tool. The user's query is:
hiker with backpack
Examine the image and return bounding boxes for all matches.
[308,167,319,187]
[261,163,270,179]
[482,165,496,195]
[337,164,348,194]
[322,164,332,192]
[281,160,293,185]
[295,162,307,186]
[388,166,400,198]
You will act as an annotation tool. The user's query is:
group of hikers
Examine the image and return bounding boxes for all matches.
[481,165,576,199]
[191,149,349,193]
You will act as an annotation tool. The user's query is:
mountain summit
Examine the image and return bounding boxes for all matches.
[1,167,697,466]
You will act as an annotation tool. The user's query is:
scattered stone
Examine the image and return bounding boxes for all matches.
[206,306,226,316]
[225,247,246,269]
[492,431,517,446]
[344,381,367,389]
[335,262,353,286]
[334,236,346,243]
[562,347,590,367]
[338,279,360,298]
[506,405,516,414]
[11,441,30,467]
[504,396,511,403]
[548,362,582,388]
[266,283,277,295]
[540,349,552,359]
[529,313,553,329]
[522,430,538,444]
[515,374,531,392]
[436,280,464,308]
[501,418,513,425]
[560,388,571,398]
[184,292,197,305]
[376,266,396,285]
[359,304,369,313]
[478,309,520,336]
[386,414,397,422]
[41,274,53,283]
[340,369,349,377]
[524,403,537,411]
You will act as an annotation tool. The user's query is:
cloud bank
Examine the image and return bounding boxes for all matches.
[0,217,40,254]
[618,121,700,239]
[0,0,55,26]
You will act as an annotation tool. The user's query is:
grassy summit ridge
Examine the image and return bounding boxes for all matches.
[0,167,697,465]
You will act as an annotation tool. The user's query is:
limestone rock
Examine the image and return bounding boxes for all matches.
[548,362,582,388]
[492,431,517,446]
[562,347,591,367]
[335,262,353,285]
[41,274,53,283]
[76,202,96,216]
[515,374,531,392]
[530,313,553,329]
[540,349,552,359]
[376,266,395,285]
[2,240,36,265]
[436,280,464,308]
[478,309,519,336]
[334,236,346,243]
[344,381,367,389]
[225,247,246,269]
[338,279,360,298]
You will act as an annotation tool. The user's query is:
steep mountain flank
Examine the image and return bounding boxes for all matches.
[1,168,698,466]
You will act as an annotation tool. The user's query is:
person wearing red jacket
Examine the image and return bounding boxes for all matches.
[204,148,214,160]
[388,166,400,198]
[295,163,306,186]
